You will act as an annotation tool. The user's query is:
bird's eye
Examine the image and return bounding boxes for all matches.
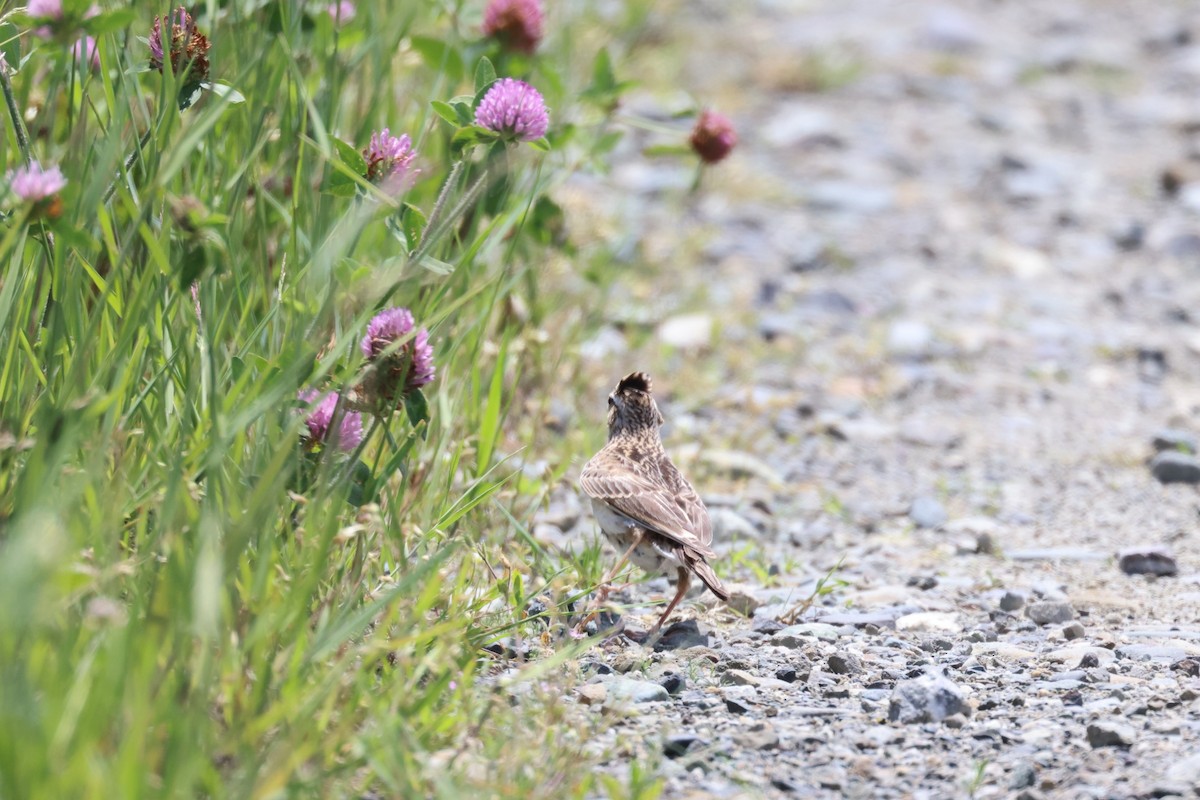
[607,396,616,407]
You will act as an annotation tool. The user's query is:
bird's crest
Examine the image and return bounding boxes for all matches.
[616,371,652,395]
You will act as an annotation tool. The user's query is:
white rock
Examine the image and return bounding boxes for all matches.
[658,313,713,349]
[896,612,963,634]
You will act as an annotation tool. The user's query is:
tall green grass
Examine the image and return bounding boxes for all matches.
[0,2,650,796]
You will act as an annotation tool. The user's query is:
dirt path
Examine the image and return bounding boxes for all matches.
[541,2,1200,796]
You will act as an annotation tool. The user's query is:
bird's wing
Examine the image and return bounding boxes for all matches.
[581,455,714,557]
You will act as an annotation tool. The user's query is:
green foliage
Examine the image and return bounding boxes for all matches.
[0,1,652,797]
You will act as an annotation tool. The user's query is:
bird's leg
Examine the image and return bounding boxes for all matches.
[575,530,644,633]
[599,530,645,589]
[645,566,691,638]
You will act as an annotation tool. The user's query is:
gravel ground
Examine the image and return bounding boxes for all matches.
[530,1,1200,797]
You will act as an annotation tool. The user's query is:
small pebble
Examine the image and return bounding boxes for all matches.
[1063,622,1086,640]
[1000,590,1026,612]
[910,495,948,528]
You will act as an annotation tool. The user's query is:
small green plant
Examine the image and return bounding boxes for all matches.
[780,557,848,624]
[965,759,990,797]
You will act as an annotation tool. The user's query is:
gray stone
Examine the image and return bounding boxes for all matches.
[1026,600,1075,625]
[806,181,894,213]
[909,495,948,528]
[1118,546,1179,577]
[921,7,983,52]
[1010,763,1036,790]
[828,653,863,675]
[1063,622,1086,640]
[734,722,780,751]
[575,684,607,705]
[721,669,762,687]
[887,669,968,724]
[1086,720,1136,748]
[1150,451,1200,484]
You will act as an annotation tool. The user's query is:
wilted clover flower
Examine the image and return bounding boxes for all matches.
[483,0,544,55]
[689,109,737,164]
[149,6,210,84]
[8,162,67,219]
[360,307,435,407]
[475,78,549,142]
[299,390,363,452]
[326,2,355,23]
[363,128,417,186]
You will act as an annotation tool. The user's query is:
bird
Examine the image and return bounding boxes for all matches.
[580,371,729,637]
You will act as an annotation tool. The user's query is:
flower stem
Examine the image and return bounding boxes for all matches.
[0,64,32,166]
[102,127,155,204]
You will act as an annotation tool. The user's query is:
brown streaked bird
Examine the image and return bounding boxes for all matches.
[580,372,729,636]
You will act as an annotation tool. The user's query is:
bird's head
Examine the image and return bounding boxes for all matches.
[606,371,665,437]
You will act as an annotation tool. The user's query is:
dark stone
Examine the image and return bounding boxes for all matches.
[654,619,711,651]
[776,667,799,683]
[1138,347,1169,383]
[663,734,704,759]
[753,617,785,635]
[726,696,752,714]
[1118,546,1179,577]
[1087,721,1136,748]
[1152,429,1197,454]
[657,671,686,695]
[1171,658,1200,677]
[999,590,1026,611]
[1150,450,1200,484]
[1112,221,1145,251]
[1079,653,1101,669]
[581,660,612,676]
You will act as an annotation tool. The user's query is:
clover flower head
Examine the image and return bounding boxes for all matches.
[27,0,63,20]
[474,78,549,142]
[8,161,67,203]
[72,36,99,71]
[363,128,417,185]
[326,2,355,23]
[149,6,210,83]
[689,109,737,164]
[360,307,435,406]
[483,0,544,55]
[299,390,363,452]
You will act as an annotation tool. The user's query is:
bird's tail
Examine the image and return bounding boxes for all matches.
[685,552,730,601]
